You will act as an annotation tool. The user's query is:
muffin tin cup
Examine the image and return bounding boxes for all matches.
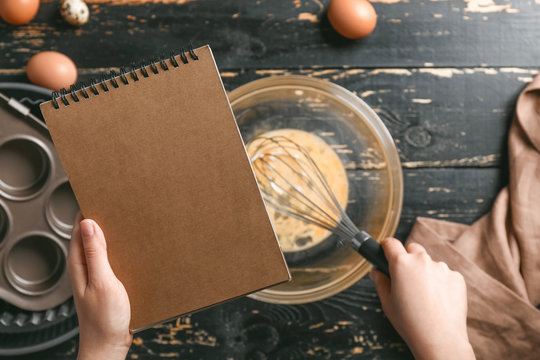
[45,181,79,239]
[0,136,52,201]
[0,95,78,311]
[4,233,66,297]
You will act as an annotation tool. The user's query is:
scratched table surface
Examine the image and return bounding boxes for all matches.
[1,0,539,359]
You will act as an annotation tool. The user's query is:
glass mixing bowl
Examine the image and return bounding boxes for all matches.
[229,75,403,304]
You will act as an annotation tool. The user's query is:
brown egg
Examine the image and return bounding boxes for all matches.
[327,0,377,39]
[0,0,40,25]
[26,52,78,91]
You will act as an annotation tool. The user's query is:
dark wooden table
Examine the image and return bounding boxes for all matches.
[1,0,539,359]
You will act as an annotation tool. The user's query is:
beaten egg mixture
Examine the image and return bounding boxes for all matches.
[247,129,349,252]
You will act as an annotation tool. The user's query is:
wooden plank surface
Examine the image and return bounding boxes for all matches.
[222,67,531,167]
[5,167,502,359]
[2,66,531,167]
[0,0,539,69]
[0,63,518,360]
[0,0,533,358]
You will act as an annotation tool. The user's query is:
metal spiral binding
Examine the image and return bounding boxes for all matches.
[51,45,199,109]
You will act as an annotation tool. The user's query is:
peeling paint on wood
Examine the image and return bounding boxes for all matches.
[371,0,404,3]
[298,12,319,22]
[464,0,518,13]
[369,69,412,76]
[418,68,465,78]
[403,154,499,168]
[411,98,432,104]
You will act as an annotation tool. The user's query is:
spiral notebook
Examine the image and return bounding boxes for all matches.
[40,45,290,332]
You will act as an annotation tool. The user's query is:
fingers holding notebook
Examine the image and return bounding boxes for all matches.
[68,216,133,360]
[79,219,115,289]
[68,214,116,291]
[68,212,86,295]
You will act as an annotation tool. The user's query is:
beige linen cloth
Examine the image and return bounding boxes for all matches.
[406,74,540,358]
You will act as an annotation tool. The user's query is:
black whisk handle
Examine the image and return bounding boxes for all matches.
[351,231,390,277]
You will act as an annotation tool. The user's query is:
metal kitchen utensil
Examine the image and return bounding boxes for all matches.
[0,83,78,356]
[250,135,389,275]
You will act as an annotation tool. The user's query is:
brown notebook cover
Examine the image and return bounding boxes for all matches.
[40,45,290,332]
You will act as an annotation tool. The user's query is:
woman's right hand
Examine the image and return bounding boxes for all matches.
[370,238,475,360]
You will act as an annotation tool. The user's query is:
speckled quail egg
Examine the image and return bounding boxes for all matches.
[60,0,89,26]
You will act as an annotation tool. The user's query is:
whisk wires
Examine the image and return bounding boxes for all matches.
[249,136,359,241]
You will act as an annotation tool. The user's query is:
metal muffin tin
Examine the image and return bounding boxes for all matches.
[0,83,79,356]
[0,92,75,310]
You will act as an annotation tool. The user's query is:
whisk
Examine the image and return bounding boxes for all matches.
[249,135,389,276]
